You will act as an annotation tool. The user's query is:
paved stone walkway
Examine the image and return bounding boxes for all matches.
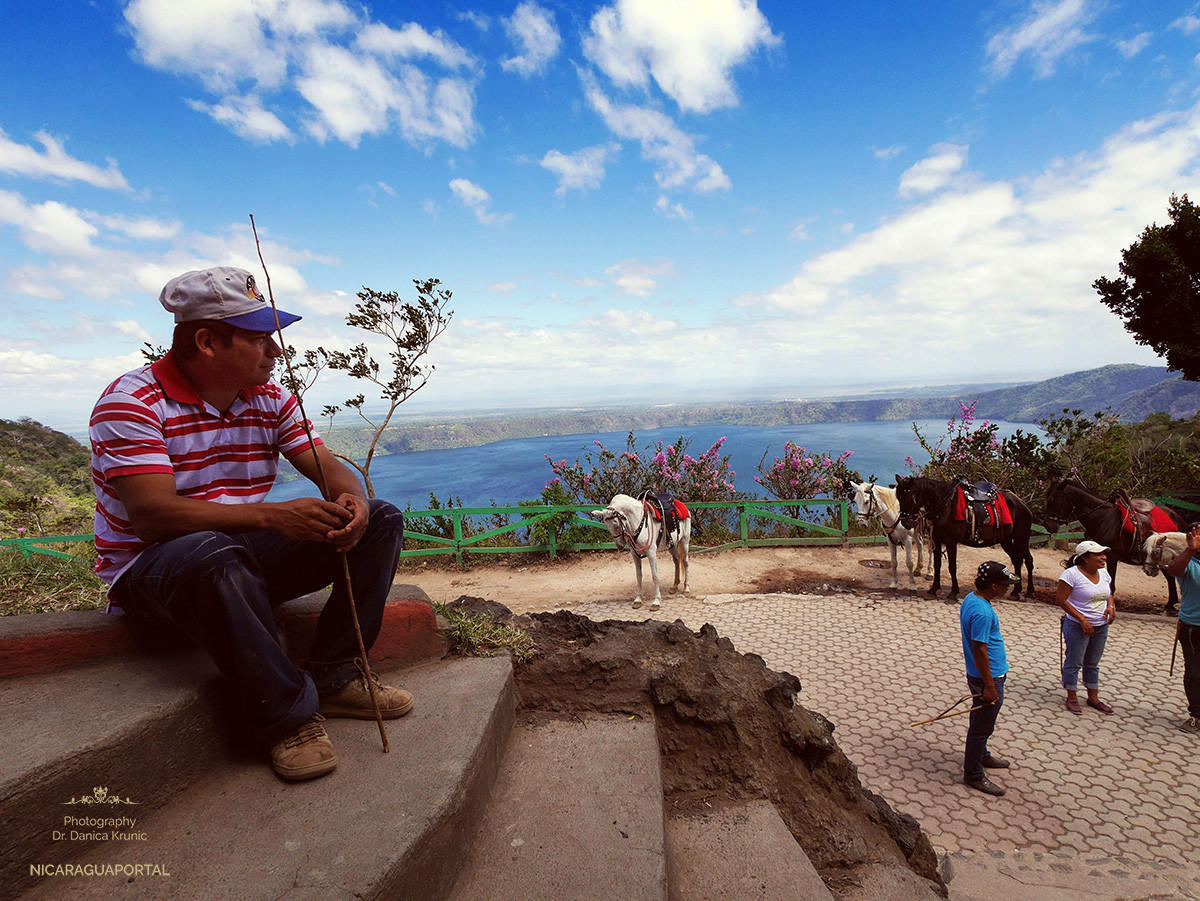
[571,590,1199,869]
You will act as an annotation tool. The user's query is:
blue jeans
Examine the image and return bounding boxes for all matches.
[111,499,404,745]
[1061,617,1108,692]
[964,674,1005,781]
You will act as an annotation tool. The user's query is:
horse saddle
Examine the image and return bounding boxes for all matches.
[639,491,690,545]
[1112,493,1176,537]
[954,479,1010,548]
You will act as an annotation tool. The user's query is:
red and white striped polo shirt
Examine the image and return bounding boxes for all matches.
[89,352,320,588]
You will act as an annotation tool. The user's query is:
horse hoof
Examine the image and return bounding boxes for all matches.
[632,600,642,609]
[651,600,661,610]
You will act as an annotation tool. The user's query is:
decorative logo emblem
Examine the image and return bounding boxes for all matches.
[63,786,139,806]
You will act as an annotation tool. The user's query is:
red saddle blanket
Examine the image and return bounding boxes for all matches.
[644,499,690,520]
[1115,498,1176,534]
[954,488,1012,526]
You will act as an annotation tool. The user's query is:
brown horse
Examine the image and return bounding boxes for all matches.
[1043,478,1183,612]
[894,475,1035,600]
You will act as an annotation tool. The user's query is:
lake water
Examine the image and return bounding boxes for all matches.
[268,419,1039,510]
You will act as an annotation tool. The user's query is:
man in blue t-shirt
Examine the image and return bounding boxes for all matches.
[1164,524,1200,734]
[959,561,1019,796]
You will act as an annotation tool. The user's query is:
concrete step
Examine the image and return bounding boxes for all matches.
[665,799,835,901]
[16,655,515,901]
[447,712,669,901]
[0,651,227,898]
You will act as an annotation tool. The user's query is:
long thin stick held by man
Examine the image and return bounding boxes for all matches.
[250,214,389,752]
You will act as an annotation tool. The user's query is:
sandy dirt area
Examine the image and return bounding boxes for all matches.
[399,541,1179,618]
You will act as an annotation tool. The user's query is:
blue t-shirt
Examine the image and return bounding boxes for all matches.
[1176,558,1200,627]
[960,591,1009,680]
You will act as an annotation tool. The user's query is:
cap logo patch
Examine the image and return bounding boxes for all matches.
[245,275,264,303]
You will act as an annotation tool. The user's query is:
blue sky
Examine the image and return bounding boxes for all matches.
[3,0,1200,432]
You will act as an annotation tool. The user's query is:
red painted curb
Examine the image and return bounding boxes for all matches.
[0,586,445,679]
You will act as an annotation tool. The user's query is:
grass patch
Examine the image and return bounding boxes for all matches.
[434,602,537,662]
[0,543,107,615]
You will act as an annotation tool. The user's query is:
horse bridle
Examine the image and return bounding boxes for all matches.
[1046,480,1111,529]
[605,504,653,557]
[863,482,925,544]
[1144,532,1171,574]
[899,478,955,529]
[857,482,882,524]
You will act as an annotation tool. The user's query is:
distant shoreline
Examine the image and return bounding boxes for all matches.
[317,362,1189,458]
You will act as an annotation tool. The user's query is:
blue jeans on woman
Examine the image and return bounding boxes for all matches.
[964,674,1005,781]
[1061,617,1109,692]
[110,499,405,745]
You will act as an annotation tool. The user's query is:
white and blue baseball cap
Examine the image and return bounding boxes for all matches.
[159,267,301,331]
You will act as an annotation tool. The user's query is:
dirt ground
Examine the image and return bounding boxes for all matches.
[400,541,1180,618]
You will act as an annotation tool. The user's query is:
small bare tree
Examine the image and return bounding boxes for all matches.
[283,279,452,498]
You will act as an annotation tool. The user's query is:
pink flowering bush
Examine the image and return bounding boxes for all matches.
[907,401,1052,501]
[752,442,861,530]
[545,431,741,539]
[753,442,859,503]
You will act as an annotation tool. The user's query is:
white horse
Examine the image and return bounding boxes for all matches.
[851,480,928,591]
[1143,531,1189,577]
[598,493,690,609]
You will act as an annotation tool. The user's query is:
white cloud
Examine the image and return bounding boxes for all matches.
[0,129,130,190]
[898,144,968,198]
[655,195,693,221]
[186,96,294,143]
[986,0,1099,79]
[123,0,478,149]
[94,214,181,241]
[787,223,809,242]
[584,76,731,193]
[1116,32,1152,59]
[357,21,474,69]
[734,102,1200,379]
[872,144,905,160]
[1171,16,1200,36]
[540,144,620,195]
[449,178,512,225]
[490,281,518,296]
[501,2,561,77]
[0,191,100,257]
[604,258,675,296]
[583,0,780,114]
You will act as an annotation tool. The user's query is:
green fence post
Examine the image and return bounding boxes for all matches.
[840,500,849,547]
[740,505,749,545]
[454,511,464,565]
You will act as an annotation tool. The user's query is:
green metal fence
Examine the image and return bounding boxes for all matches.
[0,534,94,561]
[9,491,1197,565]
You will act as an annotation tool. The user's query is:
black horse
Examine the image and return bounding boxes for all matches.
[1043,478,1183,612]
[894,475,1036,600]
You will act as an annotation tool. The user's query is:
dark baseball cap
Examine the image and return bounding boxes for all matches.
[977,561,1019,585]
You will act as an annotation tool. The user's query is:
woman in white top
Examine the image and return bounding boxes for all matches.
[1057,539,1116,715]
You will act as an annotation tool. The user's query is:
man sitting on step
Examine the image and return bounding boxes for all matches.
[89,267,413,781]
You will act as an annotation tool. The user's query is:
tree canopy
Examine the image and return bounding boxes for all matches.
[1094,193,1200,380]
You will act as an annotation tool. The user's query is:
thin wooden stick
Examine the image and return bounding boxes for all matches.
[910,694,986,727]
[250,214,389,753]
